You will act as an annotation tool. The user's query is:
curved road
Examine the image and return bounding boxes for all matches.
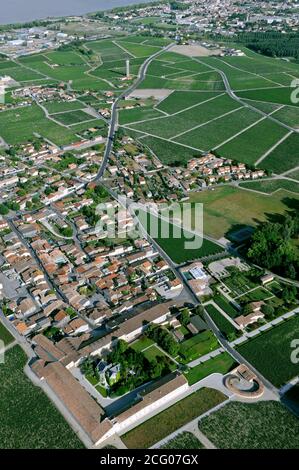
[96,42,175,180]
[194,57,298,134]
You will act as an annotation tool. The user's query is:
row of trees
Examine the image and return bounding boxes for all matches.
[236,31,299,60]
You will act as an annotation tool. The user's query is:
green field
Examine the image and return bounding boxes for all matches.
[177,107,260,151]
[154,221,224,264]
[157,91,222,114]
[238,286,273,303]
[119,106,163,125]
[262,132,299,174]
[0,105,77,145]
[0,322,14,346]
[160,432,204,449]
[44,100,85,114]
[217,118,288,165]
[238,315,299,387]
[213,295,240,319]
[131,336,155,352]
[142,344,176,370]
[240,179,299,194]
[199,401,299,449]
[185,353,237,386]
[0,346,84,449]
[121,387,226,449]
[129,94,240,140]
[237,87,299,107]
[273,106,299,128]
[54,110,94,126]
[179,330,219,362]
[140,135,199,166]
[205,304,238,338]
[188,186,299,239]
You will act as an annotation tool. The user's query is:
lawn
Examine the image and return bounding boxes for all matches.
[188,186,299,239]
[0,322,14,346]
[238,286,273,303]
[237,315,299,387]
[213,295,240,319]
[121,387,226,449]
[185,353,237,386]
[205,304,238,339]
[131,336,155,352]
[199,401,299,449]
[160,432,204,449]
[142,345,177,371]
[179,330,219,363]
[0,346,84,449]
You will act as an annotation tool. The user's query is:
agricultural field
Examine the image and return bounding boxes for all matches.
[185,353,237,386]
[118,106,164,125]
[43,100,85,114]
[160,432,204,449]
[154,223,224,264]
[53,110,95,126]
[126,94,241,140]
[176,107,261,151]
[261,132,299,174]
[216,118,288,166]
[237,87,299,107]
[0,105,77,146]
[188,186,299,239]
[121,387,226,449]
[237,315,299,387]
[240,179,299,195]
[0,346,84,449]
[199,401,299,449]
[118,46,299,174]
[156,90,222,114]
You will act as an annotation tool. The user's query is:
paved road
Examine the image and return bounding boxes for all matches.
[194,57,298,134]
[7,219,95,330]
[95,42,175,181]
